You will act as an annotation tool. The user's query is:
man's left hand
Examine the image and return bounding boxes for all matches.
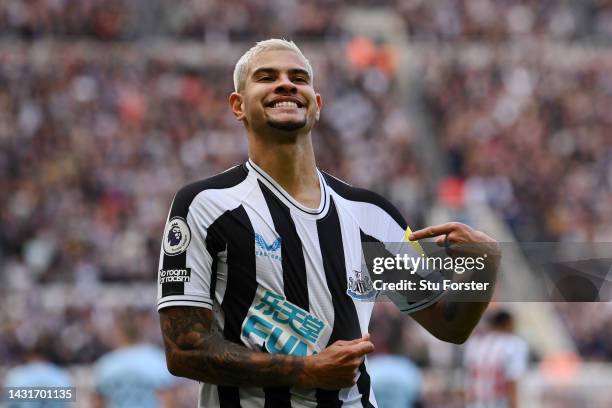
[409,222,500,259]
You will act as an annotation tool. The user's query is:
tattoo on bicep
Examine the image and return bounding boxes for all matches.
[160,307,216,350]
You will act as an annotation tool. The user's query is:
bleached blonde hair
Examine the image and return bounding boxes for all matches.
[233,39,314,92]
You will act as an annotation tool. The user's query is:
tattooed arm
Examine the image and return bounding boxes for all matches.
[159,306,374,388]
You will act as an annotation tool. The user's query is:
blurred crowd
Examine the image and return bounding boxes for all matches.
[555,303,612,360]
[2,1,612,404]
[397,0,612,43]
[0,0,344,41]
[422,49,612,241]
[0,302,161,368]
[3,0,612,43]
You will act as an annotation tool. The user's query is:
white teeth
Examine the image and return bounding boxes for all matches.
[272,101,299,108]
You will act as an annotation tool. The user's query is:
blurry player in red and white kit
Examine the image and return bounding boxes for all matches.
[464,309,529,408]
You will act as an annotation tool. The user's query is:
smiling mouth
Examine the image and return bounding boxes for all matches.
[266,100,304,109]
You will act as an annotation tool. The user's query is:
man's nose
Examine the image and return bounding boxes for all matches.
[274,75,297,94]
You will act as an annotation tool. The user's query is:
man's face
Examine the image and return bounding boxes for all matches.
[231,49,322,136]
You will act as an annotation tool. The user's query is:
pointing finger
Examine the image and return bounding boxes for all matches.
[409,223,456,241]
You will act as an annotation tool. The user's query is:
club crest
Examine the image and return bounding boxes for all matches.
[347,270,377,301]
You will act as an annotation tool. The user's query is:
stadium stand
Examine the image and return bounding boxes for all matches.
[1,1,611,406]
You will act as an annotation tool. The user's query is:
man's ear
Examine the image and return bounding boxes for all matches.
[229,92,245,121]
[315,93,323,121]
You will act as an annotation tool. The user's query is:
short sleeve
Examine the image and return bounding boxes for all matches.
[156,166,250,312]
[157,189,217,311]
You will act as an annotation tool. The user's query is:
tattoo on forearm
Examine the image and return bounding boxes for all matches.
[160,307,305,387]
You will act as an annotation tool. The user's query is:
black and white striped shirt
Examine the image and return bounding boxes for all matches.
[157,160,437,408]
[464,332,528,408]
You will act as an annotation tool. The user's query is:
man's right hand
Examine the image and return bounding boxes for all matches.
[300,334,375,389]
[161,307,375,389]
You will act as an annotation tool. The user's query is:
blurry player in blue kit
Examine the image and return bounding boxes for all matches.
[93,309,177,408]
[3,333,73,408]
[157,38,501,407]
[369,316,423,408]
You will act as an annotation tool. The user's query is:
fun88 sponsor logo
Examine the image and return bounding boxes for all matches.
[241,287,329,356]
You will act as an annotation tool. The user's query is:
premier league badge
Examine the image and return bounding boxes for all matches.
[163,216,191,256]
[347,270,377,301]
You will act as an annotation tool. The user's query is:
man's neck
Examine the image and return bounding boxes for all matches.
[248,133,320,209]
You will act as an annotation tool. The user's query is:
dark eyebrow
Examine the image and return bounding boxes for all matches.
[289,68,311,78]
[251,67,311,79]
